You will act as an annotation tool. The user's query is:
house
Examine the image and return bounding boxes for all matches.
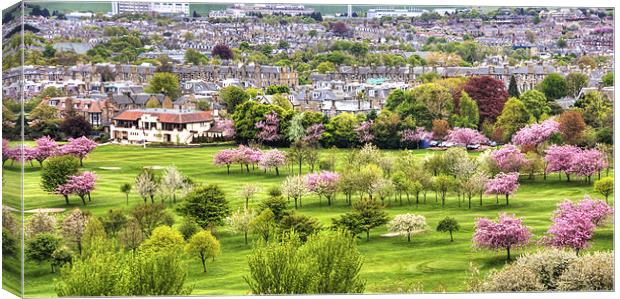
[46,97,119,128]
[109,108,215,144]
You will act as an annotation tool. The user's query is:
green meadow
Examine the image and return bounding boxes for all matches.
[2,144,614,297]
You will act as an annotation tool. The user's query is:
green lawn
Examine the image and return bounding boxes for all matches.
[2,144,614,297]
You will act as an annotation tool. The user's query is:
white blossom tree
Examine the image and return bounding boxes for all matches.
[239,184,260,208]
[160,165,184,204]
[387,213,429,242]
[281,175,308,209]
[226,207,254,245]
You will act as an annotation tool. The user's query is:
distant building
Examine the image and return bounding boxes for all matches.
[111,1,190,16]
[110,108,215,144]
[366,8,428,19]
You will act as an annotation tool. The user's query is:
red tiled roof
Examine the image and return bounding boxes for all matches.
[88,100,102,113]
[113,110,213,124]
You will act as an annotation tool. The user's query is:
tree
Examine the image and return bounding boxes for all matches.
[537,73,567,100]
[120,183,132,205]
[184,48,208,65]
[239,184,259,208]
[186,230,220,272]
[324,112,360,147]
[485,172,520,206]
[25,233,61,272]
[437,217,460,242]
[59,114,92,138]
[495,98,533,142]
[451,91,479,129]
[179,184,230,231]
[473,213,532,260]
[211,44,233,60]
[601,72,613,87]
[99,209,127,237]
[134,169,158,204]
[519,90,550,121]
[511,119,560,149]
[130,203,174,237]
[491,145,528,173]
[56,171,97,205]
[140,225,185,254]
[281,175,308,209]
[508,74,520,98]
[41,155,80,201]
[119,219,144,252]
[305,171,340,206]
[258,149,286,175]
[544,145,581,181]
[337,198,388,241]
[145,72,180,98]
[558,110,586,144]
[61,136,97,166]
[279,213,322,242]
[565,73,589,98]
[214,149,237,174]
[249,209,277,242]
[316,61,336,74]
[433,175,455,208]
[574,91,612,128]
[60,208,90,254]
[25,211,57,238]
[32,136,58,166]
[81,217,107,255]
[410,83,453,120]
[593,177,613,203]
[160,165,184,204]
[220,86,249,114]
[446,128,489,146]
[463,76,509,124]
[388,214,428,242]
[227,208,254,244]
[431,119,450,140]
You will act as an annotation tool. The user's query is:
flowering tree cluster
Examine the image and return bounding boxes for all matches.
[305,171,340,206]
[545,145,607,182]
[491,145,529,173]
[485,172,520,206]
[511,119,560,148]
[355,120,374,144]
[473,213,532,260]
[255,111,280,143]
[258,149,287,176]
[545,197,613,255]
[400,127,433,148]
[303,123,325,145]
[214,145,264,174]
[2,136,96,167]
[446,127,489,146]
[213,149,237,174]
[56,171,97,205]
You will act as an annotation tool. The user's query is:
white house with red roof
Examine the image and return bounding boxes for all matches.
[109,108,216,144]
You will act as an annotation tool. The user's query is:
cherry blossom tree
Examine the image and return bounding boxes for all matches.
[388,214,429,242]
[446,127,489,146]
[400,127,433,149]
[23,146,37,167]
[258,149,287,176]
[511,119,560,149]
[485,172,520,206]
[2,139,10,166]
[281,175,307,209]
[544,145,581,181]
[56,172,97,205]
[545,197,613,256]
[218,118,236,138]
[491,145,528,173]
[33,136,59,166]
[568,149,607,183]
[303,123,325,146]
[355,120,374,144]
[214,149,237,174]
[255,111,280,143]
[235,145,262,173]
[473,213,532,260]
[305,171,340,206]
[61,136,97,166]
[239,184,260,208]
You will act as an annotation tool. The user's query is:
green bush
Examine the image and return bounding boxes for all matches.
[557,251,613,291]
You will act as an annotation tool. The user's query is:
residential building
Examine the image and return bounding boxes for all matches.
[111,1,190,16]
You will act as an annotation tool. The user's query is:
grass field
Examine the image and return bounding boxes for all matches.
[2,144,614,297]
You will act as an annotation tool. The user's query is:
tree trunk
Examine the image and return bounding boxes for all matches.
[126,194,129,205]
[227,165,230,174]
[201,256,207,272]
[506,246,511,261]
[449,230,453,242]
[64,195,69,205]
[366,230,370,241]
[275,167,279,176]
[80,195,86,205]
[244,231,248,245]
[505,194,509,206]
[407,233,411,242]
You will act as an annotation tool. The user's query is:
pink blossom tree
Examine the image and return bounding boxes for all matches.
[214,149,237,174]
[400,127,433,149]
[303,123,325,146]
[2,139,10,166]
[233,145,262,173]
[490,145,528,173]
[23,146,37,167]
[544,197,613,255]
[485,172,520,206]
[446,127,489,146]
[258,149,287,176]
[255,111,280,143]
[511,119,560,149]
[473,213,532,260]
[355,120,374,144]
[217,119,236,139]
[568,148,608,183]
[305,171,340,206]
[33,136,59,166]
[61,136,97,166]
[544,145,581,181]
[56,171,97,205]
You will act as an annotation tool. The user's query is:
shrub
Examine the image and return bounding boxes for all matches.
[480,264,545,292]
[557,251,613,291]
[514,249,577,290]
